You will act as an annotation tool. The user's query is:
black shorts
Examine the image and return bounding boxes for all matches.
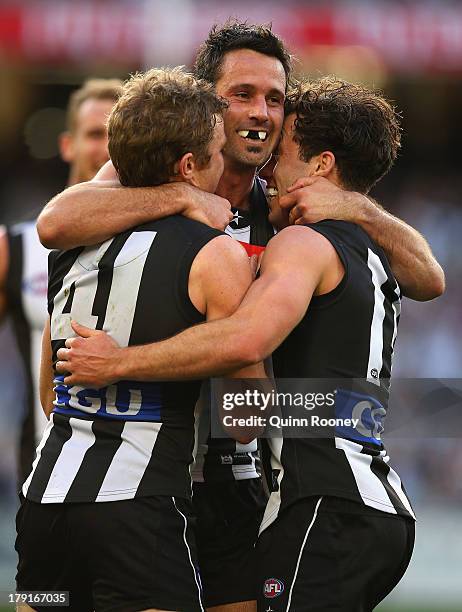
[193,478,267,607]
[16,495,204,612]
[256,496,415,612]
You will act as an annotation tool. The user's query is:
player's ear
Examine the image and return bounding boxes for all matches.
[313,151,336,178]
[59,131,74,163]
[177,152,195,181]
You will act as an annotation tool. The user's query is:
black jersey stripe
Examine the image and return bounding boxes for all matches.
[25,414,73,501]
[369,456,409,516]
[47,248,84,315]
[379,278,398,388]
[63,418,125,502]
[61,281,76,313]
[136,423,194,498]
[92,234,129,330]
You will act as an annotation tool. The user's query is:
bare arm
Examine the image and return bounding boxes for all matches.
[37,161,233,250]
[349,196,445,301]
[0,227,9,325]
[56,226,334,385]
[280,176,445,301]
[39,318,55,419]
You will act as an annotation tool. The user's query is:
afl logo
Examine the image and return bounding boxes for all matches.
[264,578,284,598]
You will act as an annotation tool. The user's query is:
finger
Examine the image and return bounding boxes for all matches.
[56,348,69,361]
[65,337,73,348]
[286,176,317,192]
[278,193,297,210]
[55,360,68,373]
[71,320,97,338]
[289,204,304,225]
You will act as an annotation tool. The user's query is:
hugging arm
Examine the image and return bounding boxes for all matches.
[37,162,232,250]
[280,176,445,301]
[57,226,334,386]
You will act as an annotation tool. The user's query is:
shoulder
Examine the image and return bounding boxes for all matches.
[307,219,374,248]
[190,234,252,317]
[194,233,249,273]
[266,224,338,260]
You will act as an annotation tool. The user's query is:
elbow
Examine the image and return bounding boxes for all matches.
[420,265,446,301]
[431,266,446,299]
[402,264,446,302]
[231,331,270,368]
[37,210,62,249]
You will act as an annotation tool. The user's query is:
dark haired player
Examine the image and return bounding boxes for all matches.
[38,23,443,612]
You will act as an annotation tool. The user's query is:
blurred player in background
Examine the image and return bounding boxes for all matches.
[36,21,444,612]
[0,78,122,484]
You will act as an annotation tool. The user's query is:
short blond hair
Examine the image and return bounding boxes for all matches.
[108,67,227,187]
[66,78,123,133]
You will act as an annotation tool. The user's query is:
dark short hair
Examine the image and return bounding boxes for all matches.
[108,67,227,187]
[285,77,402,193]
[66,78,122,133]
[194,20,293,89]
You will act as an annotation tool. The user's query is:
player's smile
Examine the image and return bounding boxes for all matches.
[237,129,269,142]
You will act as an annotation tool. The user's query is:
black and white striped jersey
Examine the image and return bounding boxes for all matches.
[6,220,50,483]
[261,220,415,532]
[192,177,274,483]
[23,216,223,504]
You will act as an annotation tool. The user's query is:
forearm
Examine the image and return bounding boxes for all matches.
[37,181,185,249]
[354,198,445,300]
[116,317,259,382]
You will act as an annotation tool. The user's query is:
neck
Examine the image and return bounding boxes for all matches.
[216,162,256,210]
[67,167,82,187]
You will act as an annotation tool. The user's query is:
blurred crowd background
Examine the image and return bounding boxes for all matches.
[0,1,461,610]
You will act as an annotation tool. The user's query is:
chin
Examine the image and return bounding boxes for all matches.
[245,150,271,167]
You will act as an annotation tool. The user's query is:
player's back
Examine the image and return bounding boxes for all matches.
[23,216,223,504]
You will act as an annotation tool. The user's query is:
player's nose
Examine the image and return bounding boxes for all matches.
[248,96,269,123]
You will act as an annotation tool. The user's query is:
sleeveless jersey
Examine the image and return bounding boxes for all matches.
[261,220,415,532]
[23,216,223,503]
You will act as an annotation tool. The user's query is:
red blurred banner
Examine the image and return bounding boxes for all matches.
[0,1,461,72]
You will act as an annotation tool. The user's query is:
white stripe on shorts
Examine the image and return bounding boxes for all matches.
[286,496,323,611]
[172,496,205,612]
